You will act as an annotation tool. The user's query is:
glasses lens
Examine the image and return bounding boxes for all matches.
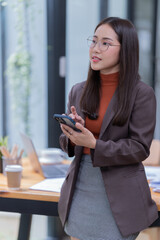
[87,38,93,47]
[87,37,109,51]
[87,37,95,48]
[100,40,109,51]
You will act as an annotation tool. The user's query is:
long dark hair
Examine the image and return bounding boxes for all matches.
[80,17,140,125]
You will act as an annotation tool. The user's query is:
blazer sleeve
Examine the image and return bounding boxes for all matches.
[59,87,75,157]
[91,84,156,167]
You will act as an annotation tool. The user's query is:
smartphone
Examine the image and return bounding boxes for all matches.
[53,114,81,132]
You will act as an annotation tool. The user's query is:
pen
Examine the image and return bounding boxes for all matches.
[11,144,18,158]
[19,149,24,159]
[0,146,11,158]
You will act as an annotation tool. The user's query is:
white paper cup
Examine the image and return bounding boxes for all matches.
[2,156,22,176]
[5,165,23,190]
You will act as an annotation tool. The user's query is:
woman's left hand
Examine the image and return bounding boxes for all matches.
[61,122,96,149]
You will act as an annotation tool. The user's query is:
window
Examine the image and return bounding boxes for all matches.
[66,0,100,105]
[133,0,155,86]
[1,0,47,149]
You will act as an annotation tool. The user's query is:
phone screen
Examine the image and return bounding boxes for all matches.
[53,114,81,132]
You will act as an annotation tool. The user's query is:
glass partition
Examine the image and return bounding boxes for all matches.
[108,0,127,18]
[133,0,154,86]
[154,0,160,139]
[0,10,2,137]
[65,0,100,106]
[3,0,47,149]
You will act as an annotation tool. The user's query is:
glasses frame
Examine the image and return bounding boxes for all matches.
[87,36,120,52]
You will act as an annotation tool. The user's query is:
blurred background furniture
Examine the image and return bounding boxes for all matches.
[143,139,160,166]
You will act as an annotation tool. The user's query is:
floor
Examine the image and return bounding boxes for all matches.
[0,212,159,240]
[0,212,48,240]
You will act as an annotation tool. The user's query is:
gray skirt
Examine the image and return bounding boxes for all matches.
[64,155,139,240]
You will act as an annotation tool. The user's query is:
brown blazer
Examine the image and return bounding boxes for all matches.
[58,80,158,237]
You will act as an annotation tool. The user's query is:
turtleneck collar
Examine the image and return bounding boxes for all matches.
[100,72,119,86]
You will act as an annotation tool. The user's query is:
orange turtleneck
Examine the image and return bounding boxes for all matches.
[83,72,119,155]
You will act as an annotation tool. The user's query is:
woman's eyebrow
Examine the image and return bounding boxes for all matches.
[103,37,113,41]
[93,35,113,41]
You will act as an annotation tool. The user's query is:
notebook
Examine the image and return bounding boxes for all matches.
[20,132,69,178]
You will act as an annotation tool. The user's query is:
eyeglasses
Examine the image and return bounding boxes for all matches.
[87,36,120,52]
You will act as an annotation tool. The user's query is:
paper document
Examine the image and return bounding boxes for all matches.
[153,187,160,193]
[30,178,65,192]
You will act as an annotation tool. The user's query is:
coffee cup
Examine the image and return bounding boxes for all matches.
[2,156,22,175]
[5,165,23,190]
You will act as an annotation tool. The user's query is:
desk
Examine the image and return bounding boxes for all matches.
[0,158,67,240]
[0,159,160,240]
[151,189,160,211]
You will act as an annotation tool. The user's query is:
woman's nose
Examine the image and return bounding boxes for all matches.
[92,42,101,52]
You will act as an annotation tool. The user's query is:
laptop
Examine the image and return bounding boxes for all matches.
[20,132,69,178]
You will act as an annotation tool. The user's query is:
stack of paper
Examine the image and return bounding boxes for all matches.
[30,178,65,192]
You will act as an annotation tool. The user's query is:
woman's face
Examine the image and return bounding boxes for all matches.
[89,24,121,74]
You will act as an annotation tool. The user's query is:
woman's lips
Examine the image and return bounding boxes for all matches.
[92,56,102,62]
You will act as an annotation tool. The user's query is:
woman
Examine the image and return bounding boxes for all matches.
[58,17,158,240]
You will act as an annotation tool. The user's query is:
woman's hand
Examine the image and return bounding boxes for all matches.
[69,106,84,126]
[61,122,96,149]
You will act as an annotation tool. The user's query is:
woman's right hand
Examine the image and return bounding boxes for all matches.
[69,106,84,126]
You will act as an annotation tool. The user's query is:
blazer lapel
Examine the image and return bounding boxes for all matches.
[99,89,118,139]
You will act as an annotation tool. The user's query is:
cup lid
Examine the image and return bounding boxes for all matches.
[5,165,23,172]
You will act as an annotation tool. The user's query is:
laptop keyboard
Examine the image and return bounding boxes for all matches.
[41,164,70,178]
